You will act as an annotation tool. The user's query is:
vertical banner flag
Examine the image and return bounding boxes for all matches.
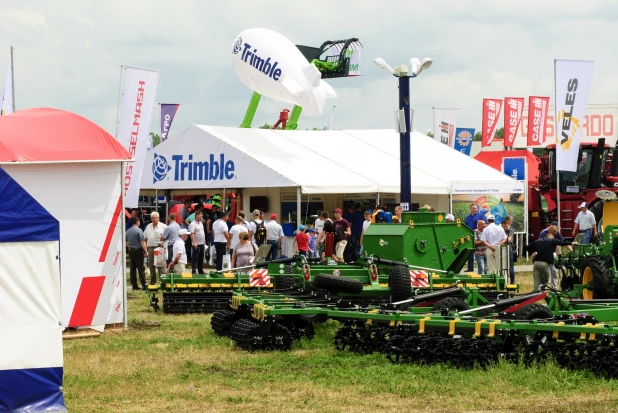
[481,99,503,147]
[555,59,595,172]
[117,66,160,208]
[453,128,475,156]
[432,108,457,146]
[504,97,524,148]
[160,103,180,142]
[526,96,550,147]
[1,48,14,115]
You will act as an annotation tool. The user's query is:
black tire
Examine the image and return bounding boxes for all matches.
[312,273,363,294]
[581,256,612,299]
[431,297,470,312]
[389,265,411,303]
[589,201,604,235]
[210,308,239,337]
[513,303,553,320]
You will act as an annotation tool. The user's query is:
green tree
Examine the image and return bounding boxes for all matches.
[311,126,328,131]
[426,131,434,138]
[494,127,504,139]
[473,131,482,141]
[149,132,161,147]
[258,123,273,129]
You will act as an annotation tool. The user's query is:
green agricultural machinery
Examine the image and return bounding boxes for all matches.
[147,210,518,313]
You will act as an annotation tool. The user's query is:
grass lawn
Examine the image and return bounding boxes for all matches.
[63,272,618,413]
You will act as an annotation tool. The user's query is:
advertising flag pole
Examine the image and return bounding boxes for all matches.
[554,60,561,230]
[10,46,15,111]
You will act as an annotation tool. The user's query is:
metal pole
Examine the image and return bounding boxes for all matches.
[399,76,412,210]
[10,46,15,112]
[297,186,301,230]
[121,162,128,329]
[553,59,561,234]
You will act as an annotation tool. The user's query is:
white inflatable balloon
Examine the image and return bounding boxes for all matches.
[231,28,337,117]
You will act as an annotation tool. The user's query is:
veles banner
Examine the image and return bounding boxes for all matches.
[160,104,179,142]
[504,97,524,148]
[117,66,159,208]
[526,96,550,147]
[432,108,457,146]
[482,99,503,147]
[555,59,594,172]
[453,127,475,156]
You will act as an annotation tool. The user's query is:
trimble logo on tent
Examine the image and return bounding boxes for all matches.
[152,153,235,183]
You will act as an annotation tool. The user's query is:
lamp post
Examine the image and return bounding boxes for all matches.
[374,57,432,211]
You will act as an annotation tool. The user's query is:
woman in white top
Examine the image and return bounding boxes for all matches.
[229,216,248,256]
[144,212,167,284]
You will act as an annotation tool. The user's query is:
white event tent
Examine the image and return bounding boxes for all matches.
[141,125,519,217]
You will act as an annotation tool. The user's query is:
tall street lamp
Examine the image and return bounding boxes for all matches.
[374,56,432,212]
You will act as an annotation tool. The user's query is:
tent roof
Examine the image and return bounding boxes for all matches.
[141,126,519,194]
[474,149,540,183]
[0,108,132,164]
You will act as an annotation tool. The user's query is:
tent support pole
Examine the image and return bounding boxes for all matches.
[121,162,128,330]
[297,186,301,229]
[377,193,380,207]
[155,189,158,215]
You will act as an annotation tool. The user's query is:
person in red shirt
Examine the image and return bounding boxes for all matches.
[294,225,309,256]
[333,208,351,263]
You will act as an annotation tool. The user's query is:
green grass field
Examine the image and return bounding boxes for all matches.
[62,272,618,412]
[452,202,525,232]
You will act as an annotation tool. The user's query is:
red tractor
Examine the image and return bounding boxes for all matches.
[475,138,618,241]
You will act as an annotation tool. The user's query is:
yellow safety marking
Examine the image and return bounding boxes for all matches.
[552,322,565,339]
[147,285,158,290]
[433,275,440,279]
[165,283,171,288]
[474,319,487,338]
[589,324,602,341]
[187,283,200,288]
[379,283,389,287]
[366,319,372,325]
[468,274,482,278]
[506,284,518,289]
[209,283,223,288]
[579,323,594,340]
[198,284,209,288]
[418,316,431,335]
[368,309,379,314]
[409,220,414,228]
[448,318,461,336]
[223,272,236,278]
[181,273,192,278]
[175,283,187,288]
[488,320,501,338]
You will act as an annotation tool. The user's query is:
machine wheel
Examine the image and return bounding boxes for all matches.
[389,265,411,303]
[312,273,363,294]
[431,297,470,313]
[513,304,553,320]
[581,256,611,300]
[211,308,239,337]
[274,276,295,290]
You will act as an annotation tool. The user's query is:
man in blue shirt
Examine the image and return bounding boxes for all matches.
[464,203,488,272]
[539,221,573,289]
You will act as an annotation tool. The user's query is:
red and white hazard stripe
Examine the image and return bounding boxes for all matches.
[250,269,270,287]
[410,270,429,288]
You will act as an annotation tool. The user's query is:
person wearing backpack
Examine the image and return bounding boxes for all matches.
[332,208,351,263]
[249,209,268,247]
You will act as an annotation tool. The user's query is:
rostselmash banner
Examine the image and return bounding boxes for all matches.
[504,97,524,148]
[160,103,179,142]
[526,96,550,147]
[555,59,595,172]
[1,52,13,116]
[453,127,475,156]
[117,66,159,208]
[481,99,503,147]
[433,108,457,146]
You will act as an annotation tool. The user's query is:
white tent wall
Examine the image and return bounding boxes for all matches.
[4,163,124,327]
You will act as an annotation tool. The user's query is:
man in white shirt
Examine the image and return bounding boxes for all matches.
[168,229,190,274]
[143,211,167,284]
[480,215,506,274]
[314,212,325,240]
[212,212,230,271]
[265,213,284,261]
[189,211,206,274]
[360,209,372,254]
[573,202,597,244]
[229,215,248,256]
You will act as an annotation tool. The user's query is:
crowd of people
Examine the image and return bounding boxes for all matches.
[125,199,597,293]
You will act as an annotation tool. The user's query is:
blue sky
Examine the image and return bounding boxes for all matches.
[2,1,618,137]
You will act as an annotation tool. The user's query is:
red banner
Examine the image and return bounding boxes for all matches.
[526,96,550,146]
[482,99,503,147]
[504,97,524,148]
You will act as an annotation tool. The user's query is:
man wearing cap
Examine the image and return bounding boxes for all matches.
[126,216,148,291]
[480,215,506,274]
[265,214,284,261]
[573,202,597,244]
[333,208,351,263]
[540,222,573,289]
[307,228,318,258]
[445,214,455,222]
[248,209,266,246]
[465,204,488,272]
[168,229,190,274]
[527,226,572,291]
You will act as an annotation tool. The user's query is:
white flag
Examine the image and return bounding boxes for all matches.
[117,66,159,207]
[433,108,457,146]
[555,59,594,172]
[1,49,13,115]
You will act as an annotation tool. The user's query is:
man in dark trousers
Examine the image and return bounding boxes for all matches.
[126,216,148,291]
[526,226,572,292]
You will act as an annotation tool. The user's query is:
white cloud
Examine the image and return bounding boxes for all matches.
[1,0,618,137]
